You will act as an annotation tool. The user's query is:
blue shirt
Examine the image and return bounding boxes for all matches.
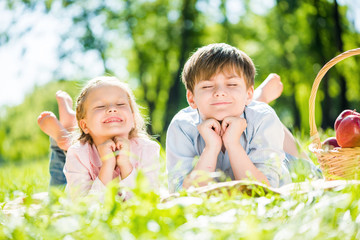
[166,101,291,192]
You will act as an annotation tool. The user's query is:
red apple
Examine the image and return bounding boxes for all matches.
[334,109,360,131]
[322,137,340,150]
[336,115,360,148]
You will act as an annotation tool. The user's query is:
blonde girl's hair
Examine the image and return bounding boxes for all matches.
[76,76,148,145]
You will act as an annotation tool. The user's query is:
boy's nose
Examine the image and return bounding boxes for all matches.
[214,87,227,97]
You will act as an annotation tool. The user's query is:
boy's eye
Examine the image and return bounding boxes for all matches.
[202,85,213,89]
[228,83,238,87]
[116,103,125,106]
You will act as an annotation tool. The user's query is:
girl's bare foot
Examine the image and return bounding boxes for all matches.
[56,90,76,131]
[37,111,71,151]
[253,73,283,104]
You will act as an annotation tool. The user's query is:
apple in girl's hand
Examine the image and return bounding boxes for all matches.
[322,137,340,150]
[334,109,360,130]
[336,115,360,148]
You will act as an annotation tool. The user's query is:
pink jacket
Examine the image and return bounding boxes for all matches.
[64,137,160,198]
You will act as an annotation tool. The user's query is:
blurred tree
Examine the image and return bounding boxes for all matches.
[0,0,359,162]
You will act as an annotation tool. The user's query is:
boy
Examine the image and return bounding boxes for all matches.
[166,43,292,193]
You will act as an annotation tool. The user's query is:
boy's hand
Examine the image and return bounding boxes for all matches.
[221,116,247,148]
[197,119,222,153]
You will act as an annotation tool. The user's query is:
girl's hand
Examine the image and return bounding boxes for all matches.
[97,139,117,185]
[221,116,247,149]
[113,137,133,179]
[97,139,117,166]
[113,137,131,166]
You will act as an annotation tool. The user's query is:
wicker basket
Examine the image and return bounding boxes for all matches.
[309,48,360,180]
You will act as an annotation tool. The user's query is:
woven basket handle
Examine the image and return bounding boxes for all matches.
[309,48,360,149]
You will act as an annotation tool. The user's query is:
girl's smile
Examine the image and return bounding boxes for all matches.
[79,84,135,146]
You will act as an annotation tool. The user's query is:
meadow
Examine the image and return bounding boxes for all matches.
[1,140,360,240]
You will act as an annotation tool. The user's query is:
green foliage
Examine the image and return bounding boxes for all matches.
[1,0,360,162]
[0,159,49,202]
[0,80,79,162]
[1,156,360,239]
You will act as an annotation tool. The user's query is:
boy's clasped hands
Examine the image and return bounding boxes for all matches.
[198,116,247,154]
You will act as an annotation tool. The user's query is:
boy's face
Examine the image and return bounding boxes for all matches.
[187,70,254,121]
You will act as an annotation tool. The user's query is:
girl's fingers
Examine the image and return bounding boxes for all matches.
[113,137,123,149]
[110,142,116,152]
[113,136,130,152]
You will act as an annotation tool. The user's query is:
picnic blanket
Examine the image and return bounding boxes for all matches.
[160,179,360,202]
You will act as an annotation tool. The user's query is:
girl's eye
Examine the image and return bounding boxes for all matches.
[116,103,125,106]
[96,106,105,109]
[228,83,238,87]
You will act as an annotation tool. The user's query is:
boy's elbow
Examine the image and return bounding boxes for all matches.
[266,175,280,188]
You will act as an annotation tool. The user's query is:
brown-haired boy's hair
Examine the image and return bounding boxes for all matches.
[181,43,256,93]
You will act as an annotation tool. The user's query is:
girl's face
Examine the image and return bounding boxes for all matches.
[79,84,135,146]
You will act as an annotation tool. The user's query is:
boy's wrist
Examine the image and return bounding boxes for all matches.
[224,141,243,152]
[203,145,221,155]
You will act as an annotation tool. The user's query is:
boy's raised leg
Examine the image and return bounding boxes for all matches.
[283,126,310,160]
[253,73,283,104]
[254,74,317,166]
[37,111,71,151]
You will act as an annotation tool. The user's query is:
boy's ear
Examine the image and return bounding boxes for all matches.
[79,119,90,134]
[246,86,254,105]
[186,90,197,109]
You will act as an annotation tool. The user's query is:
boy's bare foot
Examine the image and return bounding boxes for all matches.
[37,111,71,151]
[253,73,283,104]
[56,90,76,131]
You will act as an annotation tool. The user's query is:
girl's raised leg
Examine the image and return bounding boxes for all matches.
[37,111,71,151]
[56,90,76,131]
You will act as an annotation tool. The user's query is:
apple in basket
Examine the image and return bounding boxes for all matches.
[334,109,360,130]
[335,111,360,148]
[322,137,340,150]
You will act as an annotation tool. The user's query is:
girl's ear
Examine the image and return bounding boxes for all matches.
[186,90,197,109]
[79,119,89,134]
[246,86,254,105]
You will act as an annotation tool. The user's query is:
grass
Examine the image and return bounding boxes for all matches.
[1,140,360,239]
[0,159,49,203]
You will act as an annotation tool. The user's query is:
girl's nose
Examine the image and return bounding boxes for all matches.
[106,105,118,113]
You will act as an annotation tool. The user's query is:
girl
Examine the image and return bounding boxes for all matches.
[64,76,160,198]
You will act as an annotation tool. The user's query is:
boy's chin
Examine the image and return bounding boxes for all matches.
[205,114,241,122]
[204,115,226,122]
